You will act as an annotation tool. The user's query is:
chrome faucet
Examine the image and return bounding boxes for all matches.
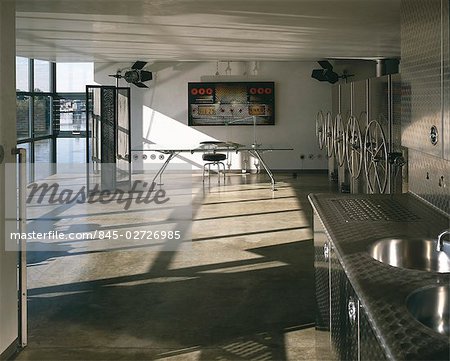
[436,230,450,251]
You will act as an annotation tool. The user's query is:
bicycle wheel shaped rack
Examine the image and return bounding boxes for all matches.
[325,112,334,158]
[345,115,363,178]
[316,110,326,150]
[333,113,346,167]
[364,120,388,193]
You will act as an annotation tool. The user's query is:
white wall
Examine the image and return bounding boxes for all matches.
[95,61,332,170]
[0,0,18,355]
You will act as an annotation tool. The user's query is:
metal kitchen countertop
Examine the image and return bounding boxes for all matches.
[308,192,450,361]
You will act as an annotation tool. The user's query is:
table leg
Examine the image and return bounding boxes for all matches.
[152,151,179,186]
[249,149,277,191]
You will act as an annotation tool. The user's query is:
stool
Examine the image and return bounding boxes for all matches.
[202,153,226,183]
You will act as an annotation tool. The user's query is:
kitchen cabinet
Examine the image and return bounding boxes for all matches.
[359,307,387,361]
[329,242,359,360]
[314,212,387,361]
[314,214,330,330]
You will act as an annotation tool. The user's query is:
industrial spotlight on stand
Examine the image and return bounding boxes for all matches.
[311,61,354,84]
[109,61,153,88]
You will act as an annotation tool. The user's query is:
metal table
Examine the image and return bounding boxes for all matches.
[132,143,293,191]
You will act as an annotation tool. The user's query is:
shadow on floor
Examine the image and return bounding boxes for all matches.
[14,241,315,361]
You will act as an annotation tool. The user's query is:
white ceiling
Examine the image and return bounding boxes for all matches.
[16,0,401,63]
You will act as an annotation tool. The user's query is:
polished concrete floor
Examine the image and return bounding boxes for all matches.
[12,172,335,361]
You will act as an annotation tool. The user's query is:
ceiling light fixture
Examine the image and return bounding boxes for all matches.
[225,61,232,75]
[253,61,259,76]
[311,60,353,84]
[108,60,152,88]
[215,61,220,76]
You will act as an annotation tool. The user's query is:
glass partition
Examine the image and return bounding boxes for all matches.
[17,58,96,182]
[57,138,86,164]
[16,95,31,140]
[34,95,52,137]
[34,139,53,180]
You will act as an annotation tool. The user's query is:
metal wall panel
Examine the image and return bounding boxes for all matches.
[401,0,443,157]
[329,85,340,182]
[369,76,389,129]
[390,74,407,194]
[332,85,340,116]
[339,84,352,192]
[368,76,391,194]
[351,80,369,194]
[340,83,352,122]
[408,149,450,214]
[444,0,450,160]
[352,80,368,121]
[401,0,450,213]
[390,74,403,153]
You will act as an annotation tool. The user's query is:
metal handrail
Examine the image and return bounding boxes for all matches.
[13,147,27,347]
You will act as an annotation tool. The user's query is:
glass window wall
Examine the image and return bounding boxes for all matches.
[17,57,94,182]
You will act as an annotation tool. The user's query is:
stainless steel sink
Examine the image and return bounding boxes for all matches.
[406,285,450,336]
[368,237,450,273]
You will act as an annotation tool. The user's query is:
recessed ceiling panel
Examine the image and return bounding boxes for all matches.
[16,0,401,62]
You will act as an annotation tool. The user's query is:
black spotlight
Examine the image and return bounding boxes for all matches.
[311,61,343,84]
[311,69,327,82]
[323,69,339,84]
[108,60,153,88]
[318,60,333,70]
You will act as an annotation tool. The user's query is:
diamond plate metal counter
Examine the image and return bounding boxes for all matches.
[309,193,450,361]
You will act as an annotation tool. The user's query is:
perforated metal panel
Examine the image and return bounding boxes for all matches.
[401,0,443,157]
[87,85,132,192]
[116,88,131,185]
[329,198,421,222]
[215,83,247,104]
[101,87,116,164]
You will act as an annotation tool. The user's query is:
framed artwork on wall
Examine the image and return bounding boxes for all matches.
[188,81,275,126]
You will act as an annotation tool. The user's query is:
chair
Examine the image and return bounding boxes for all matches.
[202,152,226,183]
